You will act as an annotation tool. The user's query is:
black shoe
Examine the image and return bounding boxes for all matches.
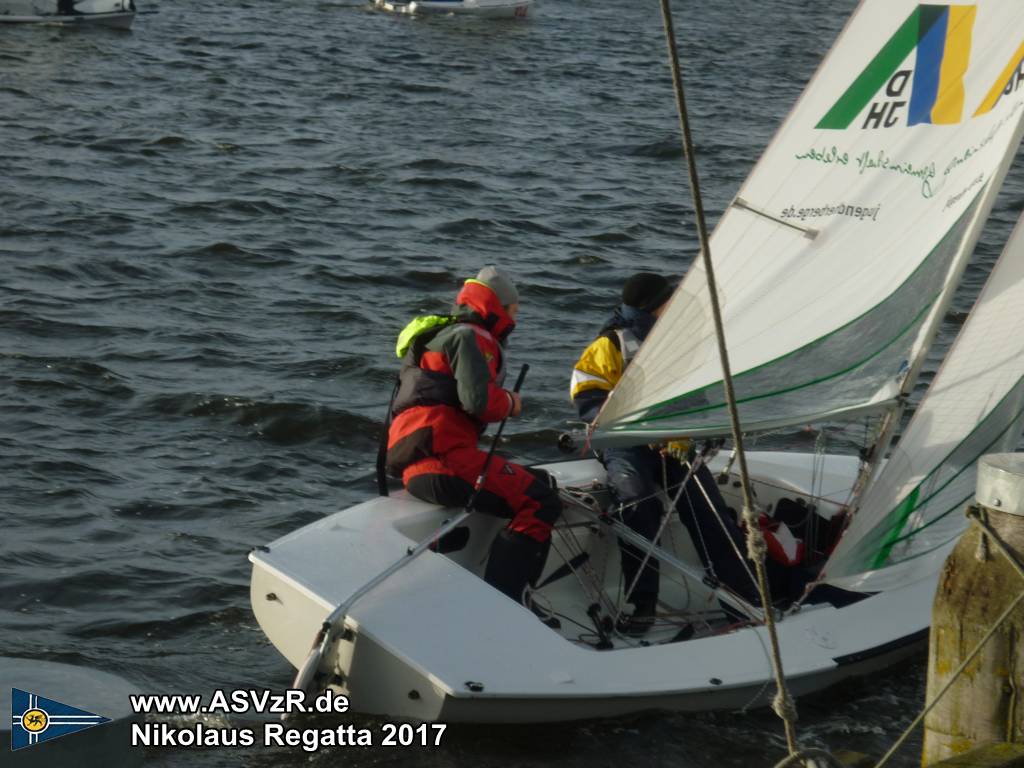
[616,596,657,637]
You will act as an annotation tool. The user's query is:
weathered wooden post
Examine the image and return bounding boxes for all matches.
[923,453,1024,765]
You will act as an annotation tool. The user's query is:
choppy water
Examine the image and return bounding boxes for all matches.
[2,0,1022,765]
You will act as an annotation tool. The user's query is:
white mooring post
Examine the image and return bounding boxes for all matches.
[923,453,1024,765]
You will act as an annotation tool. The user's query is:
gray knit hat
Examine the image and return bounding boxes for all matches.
[475,265,519,306]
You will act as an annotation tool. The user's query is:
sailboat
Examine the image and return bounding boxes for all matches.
[372,0,533,19]
[249,0,1024,722]
[0,0,135,27]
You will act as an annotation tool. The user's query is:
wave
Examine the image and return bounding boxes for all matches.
[70,606,251,640]
[142,393,383,446]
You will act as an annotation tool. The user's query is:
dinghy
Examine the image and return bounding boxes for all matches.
[250,0,1024,722]
[373,0,532,19]
[0,0,135,27]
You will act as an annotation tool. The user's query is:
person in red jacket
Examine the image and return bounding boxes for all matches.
[386,267,562,621]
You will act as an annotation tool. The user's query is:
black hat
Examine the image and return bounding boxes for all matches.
[622,272,674,312]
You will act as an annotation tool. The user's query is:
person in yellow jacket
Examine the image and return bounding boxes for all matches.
[571,273,759,635]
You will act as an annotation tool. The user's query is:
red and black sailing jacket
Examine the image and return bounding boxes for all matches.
[385,280,517,478]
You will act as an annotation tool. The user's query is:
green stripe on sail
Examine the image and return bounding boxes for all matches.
[878,391,1024,546]
[842,375,1024,574]
[610,297,933,431]
[870,487,919,569]
[816,8,924,130]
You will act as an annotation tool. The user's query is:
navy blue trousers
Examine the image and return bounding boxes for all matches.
[602,446,759,606]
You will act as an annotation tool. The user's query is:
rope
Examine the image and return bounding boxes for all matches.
[561,484,754,621]
[687,465,761,593]
[739,627,776,714]
[553,518,618,618]
[872,506,1024,768]
[657,0,800,754]
[619,453,703,610]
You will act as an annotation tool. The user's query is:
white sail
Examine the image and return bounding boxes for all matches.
[824,208,1024,590]
[592,1,1024,445]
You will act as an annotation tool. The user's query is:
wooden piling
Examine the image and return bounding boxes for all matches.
[923,742,1024,767]
[923,454,1024,765]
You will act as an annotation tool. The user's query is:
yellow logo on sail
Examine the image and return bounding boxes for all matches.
[974,40,1024,116]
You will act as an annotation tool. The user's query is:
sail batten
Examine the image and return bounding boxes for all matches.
[592,1,1024,454]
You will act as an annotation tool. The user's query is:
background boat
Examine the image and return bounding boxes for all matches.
[374,0,533,19]
[0,0,134,27]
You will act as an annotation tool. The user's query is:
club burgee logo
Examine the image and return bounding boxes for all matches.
[10,688,110,751]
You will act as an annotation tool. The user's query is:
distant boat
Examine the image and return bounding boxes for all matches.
[0,0,135,27]
[374,0,532,18]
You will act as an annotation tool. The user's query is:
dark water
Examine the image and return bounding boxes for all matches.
[2,0,1022,765]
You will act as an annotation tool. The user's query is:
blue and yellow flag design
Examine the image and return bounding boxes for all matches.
[10,688,110,751]
[818,4,977,129]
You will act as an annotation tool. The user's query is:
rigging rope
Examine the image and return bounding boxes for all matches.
[560,483,757,624]
[656,0,800,754]
[618,453,703,613]
[550,523,616,617]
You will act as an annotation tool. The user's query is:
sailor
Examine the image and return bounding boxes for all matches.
[386,266,562,624]
[570,273,759,635]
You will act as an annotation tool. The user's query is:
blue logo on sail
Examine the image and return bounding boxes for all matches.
[10,688,110,751]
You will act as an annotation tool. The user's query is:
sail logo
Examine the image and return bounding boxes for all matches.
[973,40,1024,116]
[10,688,110,750]
[818,4,977,130]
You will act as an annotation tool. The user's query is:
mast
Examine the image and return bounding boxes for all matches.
[656,0,800,755]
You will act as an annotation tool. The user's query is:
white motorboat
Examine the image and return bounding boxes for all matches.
[0,0,135,27]
[250,0,1024,723]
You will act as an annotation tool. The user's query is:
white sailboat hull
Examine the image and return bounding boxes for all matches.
[0,0,134,27]
[374,0,533,18]
[249,451,936,723]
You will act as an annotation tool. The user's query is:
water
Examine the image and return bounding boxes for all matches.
[2,0,1022,765]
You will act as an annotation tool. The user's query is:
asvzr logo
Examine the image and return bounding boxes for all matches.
[10,688,110,751]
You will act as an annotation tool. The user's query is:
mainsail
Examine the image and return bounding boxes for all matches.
[592,1,1024,445]
[824,210,1024,590]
